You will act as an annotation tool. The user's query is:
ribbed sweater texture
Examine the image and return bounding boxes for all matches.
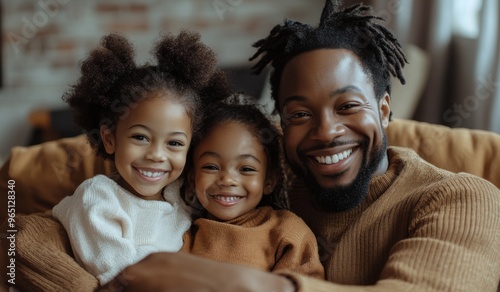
[182,206,324,279]
[282,146,500,291]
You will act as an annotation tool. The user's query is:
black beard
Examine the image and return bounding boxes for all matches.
[296,134,387,213]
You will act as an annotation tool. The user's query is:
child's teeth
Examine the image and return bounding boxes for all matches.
[139,170,164,177]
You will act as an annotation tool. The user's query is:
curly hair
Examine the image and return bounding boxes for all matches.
[63,31,232,160]
[186,96,289,212]
[249,0,407,117]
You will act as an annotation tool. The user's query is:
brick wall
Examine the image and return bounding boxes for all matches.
[3,0,323,89]
[0,0,324,162]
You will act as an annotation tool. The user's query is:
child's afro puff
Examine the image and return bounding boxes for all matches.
[63,31,232,160]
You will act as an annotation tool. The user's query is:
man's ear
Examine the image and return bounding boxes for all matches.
[263,172,278,195]
[379,93,391,129]
[100,126,116,155]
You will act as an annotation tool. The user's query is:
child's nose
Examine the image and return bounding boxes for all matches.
[145,144,167,162]
[217,170,238,186]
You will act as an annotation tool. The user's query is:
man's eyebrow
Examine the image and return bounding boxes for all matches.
[282,85,364,109]
[330,85,363,96]
[282,95,307,109]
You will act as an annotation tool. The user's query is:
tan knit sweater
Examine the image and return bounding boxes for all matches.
[181,206,324,279]
[281,146,500,291]
[7,147,500,291]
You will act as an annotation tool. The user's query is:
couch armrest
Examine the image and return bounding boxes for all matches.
[0,135,114,223]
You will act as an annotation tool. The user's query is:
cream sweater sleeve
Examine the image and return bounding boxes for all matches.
[52,176,190,285]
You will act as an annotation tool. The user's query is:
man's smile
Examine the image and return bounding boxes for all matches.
[314,148,353,164]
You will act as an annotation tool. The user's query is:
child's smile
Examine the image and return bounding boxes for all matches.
[102,95,192,201]
[192,122,274,221]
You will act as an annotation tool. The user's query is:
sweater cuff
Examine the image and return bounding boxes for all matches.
[275,271,333,292]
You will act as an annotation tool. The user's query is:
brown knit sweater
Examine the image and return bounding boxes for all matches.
[10,211,98,292]
[181,206,324,279]
[10,208,324,291]
[280,146,500,291]
[7,147,500,291]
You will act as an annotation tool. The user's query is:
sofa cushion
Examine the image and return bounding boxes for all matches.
[386,119,499,187]
[0,136,114,222]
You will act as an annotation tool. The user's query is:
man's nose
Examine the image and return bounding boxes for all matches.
[309,111,346,143]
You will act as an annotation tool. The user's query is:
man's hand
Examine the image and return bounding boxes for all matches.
[106,252,296,292]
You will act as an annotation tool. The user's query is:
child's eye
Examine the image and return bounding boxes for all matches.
[240,167,256,173]
[168,140,184,147]
[131,135,148,142]
[202,165,219,171]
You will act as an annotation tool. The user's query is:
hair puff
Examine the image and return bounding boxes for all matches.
[63,31,233,160]
[154,31,218,92]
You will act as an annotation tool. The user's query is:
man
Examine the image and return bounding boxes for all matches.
[115,1,500,291]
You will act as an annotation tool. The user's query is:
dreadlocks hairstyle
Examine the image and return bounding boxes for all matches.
[250,0,407,115]
[186,95,289,213]
[63,31,232,160]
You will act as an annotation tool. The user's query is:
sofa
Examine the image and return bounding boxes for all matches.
[1,118,499,290]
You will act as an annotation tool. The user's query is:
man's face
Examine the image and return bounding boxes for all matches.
[277,49,391,211]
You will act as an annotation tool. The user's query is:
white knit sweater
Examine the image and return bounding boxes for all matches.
[52,175,192,285]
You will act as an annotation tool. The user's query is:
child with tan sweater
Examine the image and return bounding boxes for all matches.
[181,100,324,279]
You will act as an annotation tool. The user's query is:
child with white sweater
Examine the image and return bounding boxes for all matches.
[52,31,231,286]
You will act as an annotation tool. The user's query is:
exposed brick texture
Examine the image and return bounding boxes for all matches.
[0,0,323,161]
[3,0,323,88]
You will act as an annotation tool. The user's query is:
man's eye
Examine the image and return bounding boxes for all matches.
[288,112,310,120]
[339,103,359,110]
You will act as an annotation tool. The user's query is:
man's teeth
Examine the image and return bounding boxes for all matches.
[138,169,164,178]
[315,149,353,165]
[212,195,241,202]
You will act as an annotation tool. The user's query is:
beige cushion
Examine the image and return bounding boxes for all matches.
[387,119,500,187]
[0,136,114,223]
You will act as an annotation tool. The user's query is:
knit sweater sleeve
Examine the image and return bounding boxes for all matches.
[52,177,146,285]
[5,212,98,292]
[279,175,500,292]
[380,175,500,291]
[272,211,324,280]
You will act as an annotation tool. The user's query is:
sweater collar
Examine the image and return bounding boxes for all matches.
[223,207,270,226]
[365,147,404,203]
